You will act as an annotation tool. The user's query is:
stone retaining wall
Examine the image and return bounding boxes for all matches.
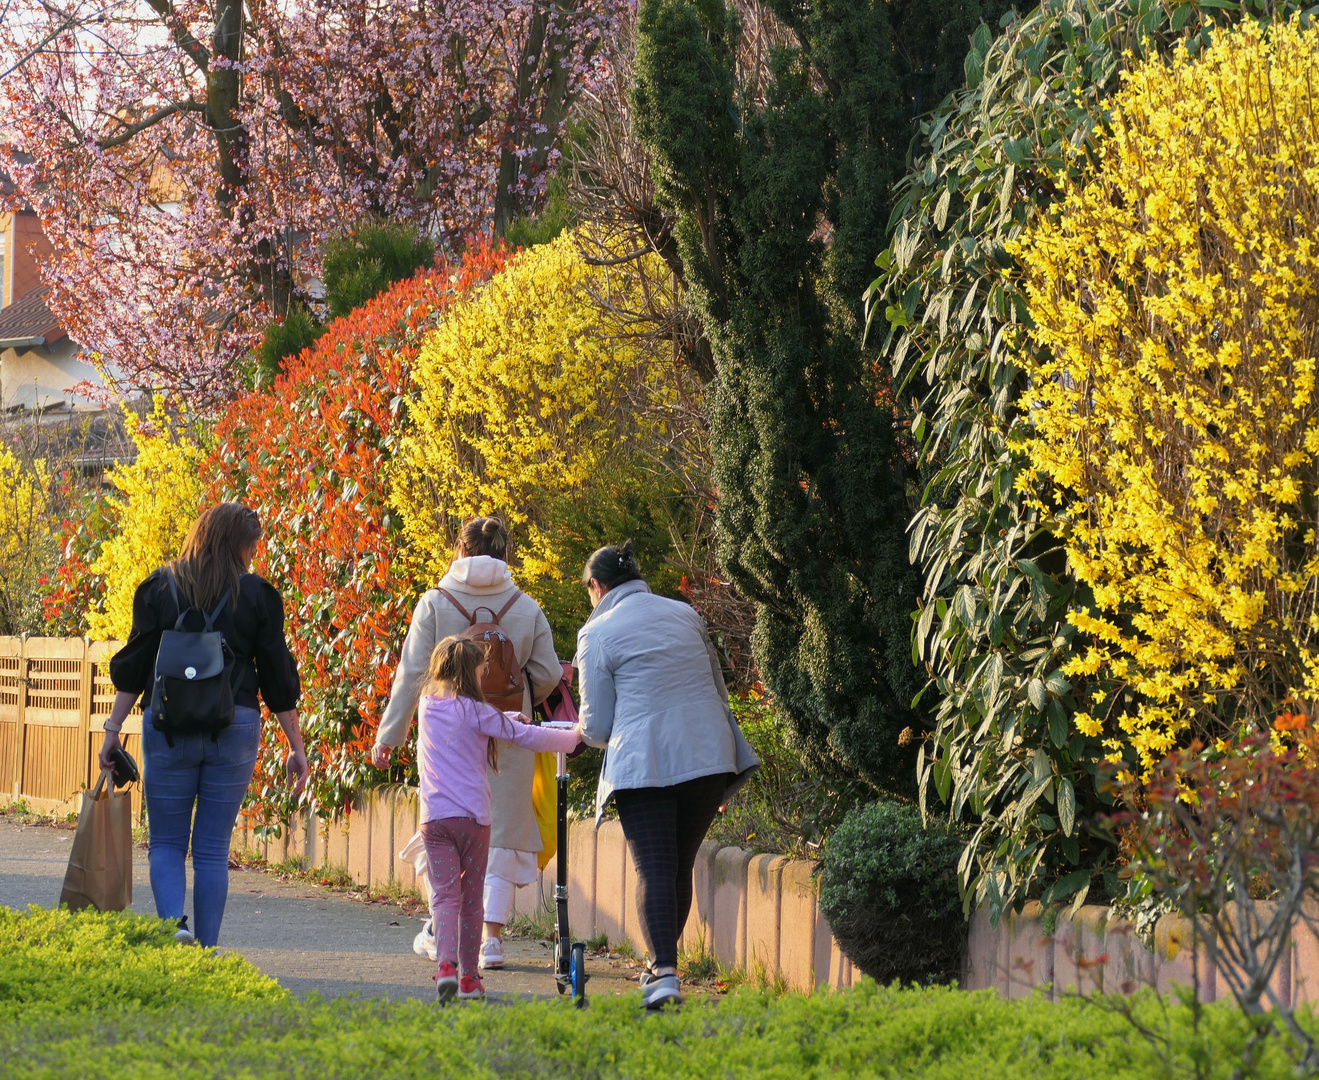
[965,900,1319,1006]
[233,786,863,993]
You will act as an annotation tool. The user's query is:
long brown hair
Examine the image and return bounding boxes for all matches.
[421,634,507,771]
[171,503,262,611]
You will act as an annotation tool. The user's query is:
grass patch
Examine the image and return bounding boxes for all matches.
[0,798,77,828]
[0,905,1310,1080]
[504,899,556,941]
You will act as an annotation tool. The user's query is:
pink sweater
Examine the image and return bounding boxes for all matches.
[417,695,578,826]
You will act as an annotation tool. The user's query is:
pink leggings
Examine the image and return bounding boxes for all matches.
[421,817,491,976]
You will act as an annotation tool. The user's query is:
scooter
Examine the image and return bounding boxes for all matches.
[538,663,588,1007]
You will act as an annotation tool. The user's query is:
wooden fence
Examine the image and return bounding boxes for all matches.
[0,636,142,819]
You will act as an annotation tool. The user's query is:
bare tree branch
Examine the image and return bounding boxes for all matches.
[96,98,205,149]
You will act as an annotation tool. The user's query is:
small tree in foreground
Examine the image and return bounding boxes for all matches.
[1115,721,1319,1077]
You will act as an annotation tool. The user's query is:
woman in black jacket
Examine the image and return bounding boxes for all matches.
[97,503,307,946]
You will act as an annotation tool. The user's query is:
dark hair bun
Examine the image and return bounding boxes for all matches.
[582,538,643,591]
[482,518,501,538]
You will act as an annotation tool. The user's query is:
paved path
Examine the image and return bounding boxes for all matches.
[0,819,643,1004]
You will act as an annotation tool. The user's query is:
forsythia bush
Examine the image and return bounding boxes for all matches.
[1014,19,1319,773]
[0,446,55,635]
[393,229,685,639]
[212,244,508,818]
[85,398,205,641]
[394,231,669,576]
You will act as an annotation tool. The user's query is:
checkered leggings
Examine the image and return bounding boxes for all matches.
[614,773,729,968]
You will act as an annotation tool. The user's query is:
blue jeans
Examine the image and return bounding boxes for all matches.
[142,706,261,947]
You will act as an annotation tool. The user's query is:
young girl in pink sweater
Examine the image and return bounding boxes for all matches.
[370,635,580,1003]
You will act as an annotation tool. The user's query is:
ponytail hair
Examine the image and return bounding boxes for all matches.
[581,539,643,592]
[421,634,502,771]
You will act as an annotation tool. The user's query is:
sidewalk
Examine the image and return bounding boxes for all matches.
[0,819,642,1003]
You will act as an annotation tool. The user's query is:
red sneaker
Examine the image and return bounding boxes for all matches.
[434,961,458,1004]
[457,974,485,1000]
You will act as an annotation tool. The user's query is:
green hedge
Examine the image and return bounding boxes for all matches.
[0,906,1305,1079]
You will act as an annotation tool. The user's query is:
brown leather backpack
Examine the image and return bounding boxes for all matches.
[436,588,527,712]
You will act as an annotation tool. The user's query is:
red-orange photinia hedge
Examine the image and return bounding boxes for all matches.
[212,240,510,823]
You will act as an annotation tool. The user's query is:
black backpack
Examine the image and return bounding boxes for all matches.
[149,568,238,745]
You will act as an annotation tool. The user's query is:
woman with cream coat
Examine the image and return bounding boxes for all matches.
[374,517,561,970]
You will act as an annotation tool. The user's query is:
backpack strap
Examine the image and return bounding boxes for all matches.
[493,590,522,623]
[166,567,189,630]
[436,587,474,623]
[203,590,231,632]
[165,567,231,631]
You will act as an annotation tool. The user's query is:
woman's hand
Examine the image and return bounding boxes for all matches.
[370,743,391,770]
[97,691,137,773]
[273,708,309,798]
[97,729,123,772]
[286,747,310,797]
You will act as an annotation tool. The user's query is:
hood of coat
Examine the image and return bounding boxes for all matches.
[440,555,514,591]
[584,578,651,623]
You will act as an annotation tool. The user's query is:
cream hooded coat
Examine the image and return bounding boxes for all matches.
[377,555,561,851]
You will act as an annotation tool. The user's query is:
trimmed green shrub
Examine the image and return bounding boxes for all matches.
[252,302,324,385]
[1,976,1297,1080]
[819,801,964,986]
[321,220,435,320]
[0,906,285,1019]
[2,905,1306,1080]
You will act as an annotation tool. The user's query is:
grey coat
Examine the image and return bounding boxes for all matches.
[377,556,561,851]
[576,580,759,823]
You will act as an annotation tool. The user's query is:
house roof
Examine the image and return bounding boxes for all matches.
[0,286,65,348]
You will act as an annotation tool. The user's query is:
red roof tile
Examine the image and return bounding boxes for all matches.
[0,286,65,346]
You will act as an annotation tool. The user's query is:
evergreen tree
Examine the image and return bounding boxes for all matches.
[632,0,1006,788]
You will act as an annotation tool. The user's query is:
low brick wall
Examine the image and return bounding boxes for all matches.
[233,786,862,993]
[965,900,1319,1006]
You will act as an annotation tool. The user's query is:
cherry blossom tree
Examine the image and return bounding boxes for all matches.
[0,0,614,398]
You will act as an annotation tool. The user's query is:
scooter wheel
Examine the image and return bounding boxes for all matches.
[570,942,587,1006]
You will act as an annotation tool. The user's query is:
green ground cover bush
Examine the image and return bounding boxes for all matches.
[0,907,285,1020]
[818,802,964,987]
[0,906,1312,1079]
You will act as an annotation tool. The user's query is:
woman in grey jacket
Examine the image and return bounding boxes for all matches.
[373,517,561,970]
[576,541,758,1009]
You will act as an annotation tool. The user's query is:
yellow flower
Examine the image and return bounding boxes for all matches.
[1011,18,1319,771]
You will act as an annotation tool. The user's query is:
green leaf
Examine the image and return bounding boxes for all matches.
[1058,777,1076,836]
[1027,678,1047,711]
[1048,699,1068,748]
[934,757,953,804]
[1042,868,1091,906]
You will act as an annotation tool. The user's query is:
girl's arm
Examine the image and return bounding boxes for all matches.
[477,706,580,753]
[373,593,437,764]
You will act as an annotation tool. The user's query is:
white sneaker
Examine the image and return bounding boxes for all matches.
[641,973,682,1009]
[479,936,505,970]
[173,917,196,946]
[414,919,437,961]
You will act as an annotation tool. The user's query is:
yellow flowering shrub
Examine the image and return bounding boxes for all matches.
[392,230,677,607]
[1012,18,1319,772]
[0,446,55,634]
[86,398,205,640]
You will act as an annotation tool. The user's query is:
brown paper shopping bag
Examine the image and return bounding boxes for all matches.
[59,768,133,912]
